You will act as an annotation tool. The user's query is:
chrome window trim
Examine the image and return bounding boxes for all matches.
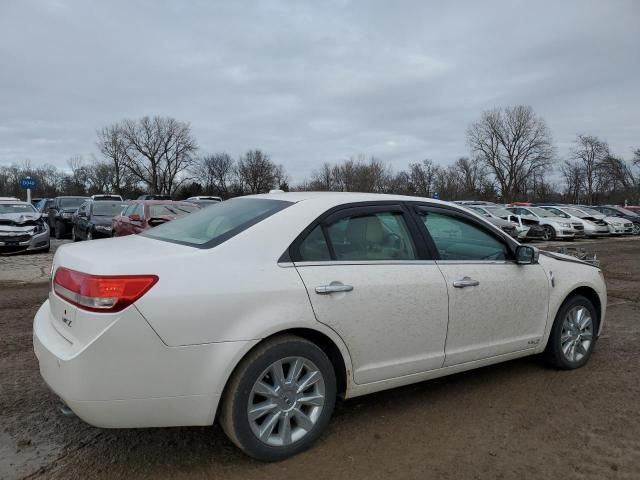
[435,260,514,265]
[292,260,438,267]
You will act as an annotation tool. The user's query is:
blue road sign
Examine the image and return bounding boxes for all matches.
[20,177,38,189]
[432,192,440,199]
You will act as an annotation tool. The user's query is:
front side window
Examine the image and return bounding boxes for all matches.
[144,198,291,248]
[297,210,417,261]
[419,211,509,261]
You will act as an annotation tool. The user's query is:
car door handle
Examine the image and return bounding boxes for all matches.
[452,277,480,288]
[315,283,354,294]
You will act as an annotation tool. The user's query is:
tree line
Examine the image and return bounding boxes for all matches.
[1,107,639,204]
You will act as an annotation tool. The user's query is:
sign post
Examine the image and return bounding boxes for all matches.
[19,177,38,204]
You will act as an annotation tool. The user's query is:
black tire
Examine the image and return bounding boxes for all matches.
[54,220,65,239]
[220,335,337,462]
[543,295,598,370]
[542,225,555,241]
[87,229,93,240]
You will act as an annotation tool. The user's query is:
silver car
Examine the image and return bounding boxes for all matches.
[507,206,579,241]
[0,200,50,254]
[540,206,609,237]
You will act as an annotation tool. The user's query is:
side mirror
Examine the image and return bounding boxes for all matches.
[147,217,168,227]
[128,214,141,222]
[516,245,539,265]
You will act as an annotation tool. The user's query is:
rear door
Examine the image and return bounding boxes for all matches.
[292,204,449,384]
[413,206,549,366]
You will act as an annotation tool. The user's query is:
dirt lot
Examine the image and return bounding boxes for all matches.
[1,237,639,480]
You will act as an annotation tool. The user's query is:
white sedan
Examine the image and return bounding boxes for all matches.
[33,192,607,461]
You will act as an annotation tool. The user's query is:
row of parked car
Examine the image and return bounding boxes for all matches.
[457,201,640,241]
[1,193,639,255]
[0,194,221,253]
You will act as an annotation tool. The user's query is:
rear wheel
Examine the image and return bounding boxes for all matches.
[220,335,336,461]
[543,295,598,369]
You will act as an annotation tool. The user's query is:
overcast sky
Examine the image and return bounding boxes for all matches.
[1,0,638,181]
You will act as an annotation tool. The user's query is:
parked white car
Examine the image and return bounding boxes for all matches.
[506,206,580,240]
[576,206,635,235]
[33,193,607,461]
[467,205,530,239]
[539,206,609,237]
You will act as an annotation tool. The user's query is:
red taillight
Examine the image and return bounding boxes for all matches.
[53,267,158,312]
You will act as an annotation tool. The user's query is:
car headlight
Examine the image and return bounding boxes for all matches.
[560,222,571,228]
[94,225,112,232]
[33,220,46,234]
[62,212,73,218]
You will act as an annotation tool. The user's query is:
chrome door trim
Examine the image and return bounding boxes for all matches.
[292,260,439,267]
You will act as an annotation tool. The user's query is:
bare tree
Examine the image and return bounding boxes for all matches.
[237,150,278,194]
[571,134,609,204]
[561,160,584,203]
[116,116,198,194]
[96,124,129,195]
[67,155,88,195]
[467,105,553,202]
[192,153,236,197]
[408,159,438,197]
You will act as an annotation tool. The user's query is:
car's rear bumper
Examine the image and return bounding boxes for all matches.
[33,300,255,428]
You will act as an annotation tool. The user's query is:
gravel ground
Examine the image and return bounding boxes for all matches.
[1,237,639,479]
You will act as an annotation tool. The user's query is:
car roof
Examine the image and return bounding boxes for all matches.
[242,191,453,208]
[0,200,33,206]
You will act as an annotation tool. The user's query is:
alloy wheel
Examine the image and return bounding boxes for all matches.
[247,356,325,447]
[633,223,640,235]
[560,306,593,363]
[542,226,553,241]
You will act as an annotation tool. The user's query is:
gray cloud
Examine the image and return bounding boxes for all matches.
[1,0,639,180]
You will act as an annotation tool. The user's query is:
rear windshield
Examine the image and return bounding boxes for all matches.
[149,203,199,217]
[143,198,292,248]
[60,198,87,208]
[93,202,127,216]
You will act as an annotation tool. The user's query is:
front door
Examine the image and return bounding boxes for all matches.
[293,205,449,384]
[414,207,550,366]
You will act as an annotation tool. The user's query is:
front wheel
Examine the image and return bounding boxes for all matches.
[220,335,336,461]
[542,225,555,241]
[543,295,598,370]
[633,223,640,235]
[54,221,65,240]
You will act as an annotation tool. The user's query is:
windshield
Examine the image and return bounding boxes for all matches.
[148,203,199,217]
[486,206,515,218]
[576,207,602,216]
[60,198,87,208]
[564,207,587,218]
[144,198,292,248]
[0,203,37,214]
[616,207,640,217]
[529,207,554,217]
[542,207,569,218]
[93,202,127,216]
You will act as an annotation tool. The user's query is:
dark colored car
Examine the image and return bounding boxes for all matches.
[72,200,127,241]
[112,200,198,237]
[591,205,640,235]
[35,198,55,219]
[47,196,90,239]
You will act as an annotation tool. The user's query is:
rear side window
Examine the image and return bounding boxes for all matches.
[144,198,292,248]
[297,210,417,262]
